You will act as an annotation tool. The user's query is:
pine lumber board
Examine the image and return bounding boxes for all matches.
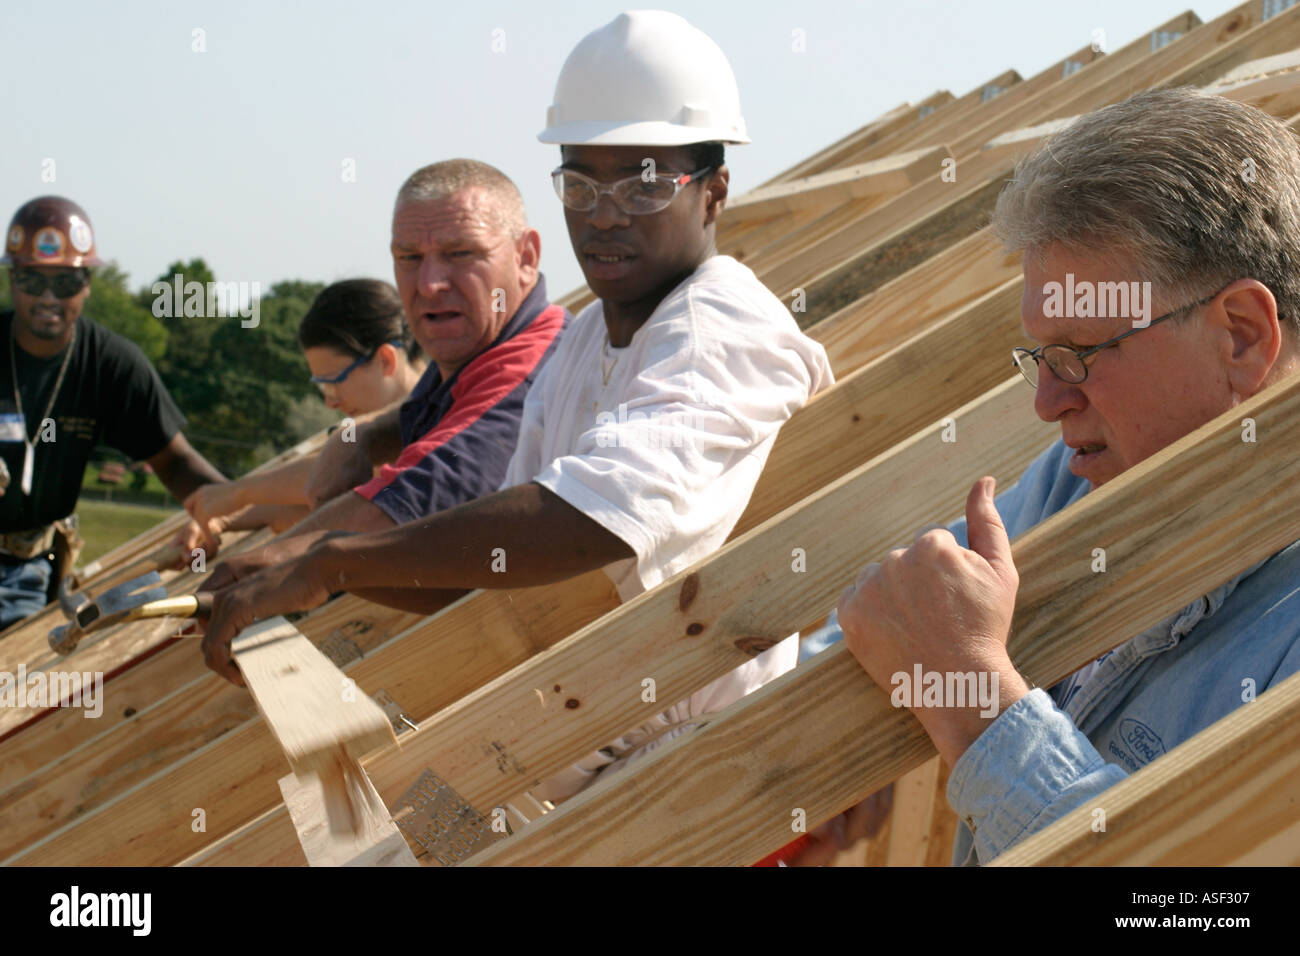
[788,166,1012,326]
[229,616,407,857]
[979,67,1300,168]
[993,668,1300,866]
[883,756,946,866]
[4,573,619,866]
[836,757,954,866]
[277,771,418,867]
[0,600,422,858]
[765,25,1300,330]
[1215,60,1300,116]
[908,41,1104,155]
[361,380,1051,833]
[759,151,1013,319]
[0,663,256,860]
[764,6,1290,325]
[231,616,396,778]
[944,10,1201,159]
[843,69,1021,168]
[758,92,952,187]
[470,371,1300,866]
[1032,2,1295,129]
[733,196,886,288]
[736,279,1023,538]
[180,804,309,867]
[809,229,1019,373]
[720,196,872,267]
[724,146,952,222]
[0,529,267,737]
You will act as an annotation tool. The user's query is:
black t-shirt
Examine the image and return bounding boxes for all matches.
[0,311,185,531]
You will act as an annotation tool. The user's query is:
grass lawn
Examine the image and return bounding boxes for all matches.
[75,498,180,563]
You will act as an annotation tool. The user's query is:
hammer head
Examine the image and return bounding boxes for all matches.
[49,571,168,655]
[48,621,82,656]
[74,572,168,632]
[56,576,91,621]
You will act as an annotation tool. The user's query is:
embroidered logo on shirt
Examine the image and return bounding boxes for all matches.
[1118,717,1166,766]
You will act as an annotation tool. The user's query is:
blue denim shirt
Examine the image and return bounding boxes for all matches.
[803,437,1300,865]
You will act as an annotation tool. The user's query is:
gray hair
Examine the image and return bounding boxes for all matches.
[993,87,1300,337]
[394,159,528,239]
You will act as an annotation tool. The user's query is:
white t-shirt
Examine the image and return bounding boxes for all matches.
[500,254,834,802]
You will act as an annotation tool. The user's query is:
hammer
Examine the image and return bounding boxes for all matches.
[48,572,213,656]
[56,541,187,621]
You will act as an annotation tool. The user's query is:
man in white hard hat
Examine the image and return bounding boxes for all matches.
[200,11,832,807]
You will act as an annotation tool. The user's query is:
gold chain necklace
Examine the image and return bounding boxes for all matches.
[600,331,618,388]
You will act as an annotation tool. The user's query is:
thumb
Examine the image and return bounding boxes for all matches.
[965,476,1015,585]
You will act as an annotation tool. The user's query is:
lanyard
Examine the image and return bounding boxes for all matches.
[8,319,75,497]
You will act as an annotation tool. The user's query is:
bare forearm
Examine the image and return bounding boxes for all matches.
[312,482,633,593]
[227,504,310,534]
[281,491,395,539]
[350,587,469,615]
[362,405,405,465]
[234,457,319,508]
[157,451,227,502]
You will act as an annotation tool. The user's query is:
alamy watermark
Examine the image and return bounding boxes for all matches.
[595,402,699,449]
[1042,273,1152,328]
[0,665,103,718]
[50,886,150,935]
[890,664,1000,719]
[151,273,260,328]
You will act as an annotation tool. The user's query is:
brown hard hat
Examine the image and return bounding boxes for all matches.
[2,196,104,268]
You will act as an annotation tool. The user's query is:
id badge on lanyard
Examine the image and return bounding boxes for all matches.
[0,412,32,495]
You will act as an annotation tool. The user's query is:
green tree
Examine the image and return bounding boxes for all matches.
[88,263,168,362]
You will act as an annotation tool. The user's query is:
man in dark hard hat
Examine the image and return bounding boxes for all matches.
[0,195,227,632]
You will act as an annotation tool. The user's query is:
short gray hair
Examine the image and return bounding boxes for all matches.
[993,87,1300,337]
[394,159,528,239]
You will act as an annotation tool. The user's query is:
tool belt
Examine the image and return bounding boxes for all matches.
[0,517,82,604]
[0,523,58,560]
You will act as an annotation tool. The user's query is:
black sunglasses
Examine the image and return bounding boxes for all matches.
[13,268,91,299]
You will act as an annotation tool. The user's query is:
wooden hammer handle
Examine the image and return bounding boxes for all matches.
[123,592,213,623]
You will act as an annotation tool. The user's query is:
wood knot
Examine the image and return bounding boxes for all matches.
[565,698,581,710]
[734,636,776,657]
[686,622,706,636]
[553,684,562,693]
[123,707,137,718]
[678,572,700,612]
[851,413,861,423]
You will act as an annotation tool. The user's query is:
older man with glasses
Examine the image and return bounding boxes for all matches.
[0,195,227,632]
[791,87,1300,866]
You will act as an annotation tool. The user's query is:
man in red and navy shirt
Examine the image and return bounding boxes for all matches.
[232,160,567,550]
[356,274,564,522]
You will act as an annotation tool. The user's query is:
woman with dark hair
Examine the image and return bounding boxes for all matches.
[178,279,425,551]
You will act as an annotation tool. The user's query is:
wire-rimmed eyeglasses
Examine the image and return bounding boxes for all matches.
[1012,290,1221,388]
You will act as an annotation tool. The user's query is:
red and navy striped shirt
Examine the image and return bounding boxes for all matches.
[356,277,568,523]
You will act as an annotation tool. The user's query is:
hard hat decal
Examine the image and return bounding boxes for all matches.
[68,217,93,254]
[6,226,22,252]
[34,228,64,259]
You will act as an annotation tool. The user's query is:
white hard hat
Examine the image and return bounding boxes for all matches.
[539,10,750,147]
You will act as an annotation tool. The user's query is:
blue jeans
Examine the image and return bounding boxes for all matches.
[0,554,52,632]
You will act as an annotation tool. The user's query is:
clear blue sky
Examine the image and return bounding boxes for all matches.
[1,0,1243,301]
